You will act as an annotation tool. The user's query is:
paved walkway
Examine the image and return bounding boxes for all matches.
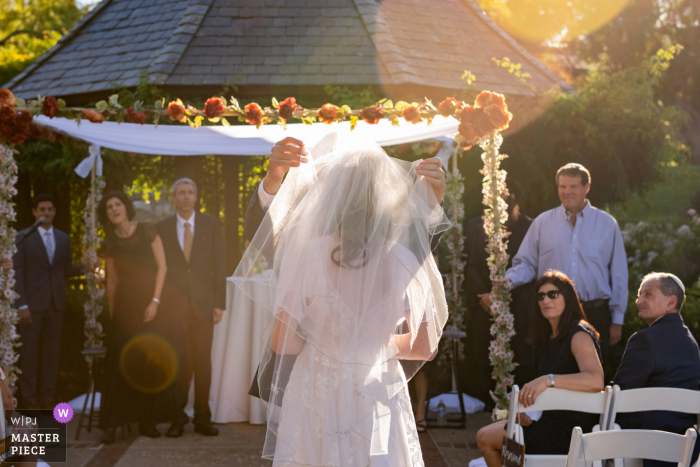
[58,412,491,467]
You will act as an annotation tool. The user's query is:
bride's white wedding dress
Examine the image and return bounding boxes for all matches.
[272,236,425,467]
[234,135,449,467]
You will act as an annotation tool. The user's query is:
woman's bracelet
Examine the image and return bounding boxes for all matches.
[152,298,160,304]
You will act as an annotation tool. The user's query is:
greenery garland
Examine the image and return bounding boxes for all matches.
[81,169,105,359]
[443,162,467,333]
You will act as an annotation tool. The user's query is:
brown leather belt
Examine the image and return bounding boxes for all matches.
[581,298,608,310]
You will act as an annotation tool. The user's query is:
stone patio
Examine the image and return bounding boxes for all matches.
[54,411,491,467]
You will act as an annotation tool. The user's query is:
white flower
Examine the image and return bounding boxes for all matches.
[494,409,508,421]
[677,225,693,237]
[689,209,697,217]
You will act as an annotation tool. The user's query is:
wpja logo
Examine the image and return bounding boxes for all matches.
[2,405,69,463]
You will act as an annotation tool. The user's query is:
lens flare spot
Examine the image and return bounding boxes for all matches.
[119,334,178,394]
[485,0,634,44]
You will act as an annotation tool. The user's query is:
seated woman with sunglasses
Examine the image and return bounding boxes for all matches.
[476,270,604,466]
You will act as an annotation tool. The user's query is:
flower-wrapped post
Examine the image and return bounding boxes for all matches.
[480,132,517,418]
[81,166,105,360]
[0,143,20,386]
[455,91,515,419]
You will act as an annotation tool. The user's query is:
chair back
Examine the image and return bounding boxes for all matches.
[566,427,697,467]
[506,385,612,440]
[609,385,700,430]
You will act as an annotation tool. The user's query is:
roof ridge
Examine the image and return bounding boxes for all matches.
[351,0,398,85]
[460,0,573,93]
[3,0,114,90]
[149,0,215,85]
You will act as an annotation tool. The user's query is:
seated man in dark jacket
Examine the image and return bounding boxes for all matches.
[613,272,700,467]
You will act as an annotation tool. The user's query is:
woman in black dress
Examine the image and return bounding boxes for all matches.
[97,191,173,444]
[476,270,604,465]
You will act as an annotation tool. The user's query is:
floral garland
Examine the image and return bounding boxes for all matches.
[478,132,517,419]
[81,172,105,358]
[0,88,511,146]
[0,143,20,386]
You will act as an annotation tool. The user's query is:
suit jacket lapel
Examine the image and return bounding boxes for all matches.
[191,212,205,259]
[166,216,188,264]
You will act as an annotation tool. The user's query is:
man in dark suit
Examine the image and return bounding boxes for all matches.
[614,272,700,467]
[157,178,226,438]
[13,193,84,409]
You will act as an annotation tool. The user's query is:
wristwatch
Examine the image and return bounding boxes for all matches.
[548,374,555,387]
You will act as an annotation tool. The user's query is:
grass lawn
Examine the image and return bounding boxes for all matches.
[607,165,700,223]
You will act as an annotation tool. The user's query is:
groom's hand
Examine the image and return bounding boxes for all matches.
[416,157,446,203]
[263,137,308,195]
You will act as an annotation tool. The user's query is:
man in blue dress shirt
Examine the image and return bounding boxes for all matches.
[486,164,628,360]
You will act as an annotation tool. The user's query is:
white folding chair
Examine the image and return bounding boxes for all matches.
[608,385,700,431]
[506,385,613,467]
[567,427,697,467]
[606,386,700,467]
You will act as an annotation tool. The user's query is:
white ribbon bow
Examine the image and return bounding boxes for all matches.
[74,144,103,178]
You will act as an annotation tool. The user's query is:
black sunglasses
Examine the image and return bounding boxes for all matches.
[537,290,562,301]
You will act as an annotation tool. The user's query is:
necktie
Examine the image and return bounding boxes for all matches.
[183,222,193,263]
[44,231,54,264]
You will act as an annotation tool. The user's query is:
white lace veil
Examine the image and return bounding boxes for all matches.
[233,133,450,461]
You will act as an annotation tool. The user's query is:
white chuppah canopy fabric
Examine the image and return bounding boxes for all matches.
[33,114,459,156]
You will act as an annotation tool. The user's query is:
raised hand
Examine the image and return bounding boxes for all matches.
[415,157,446,203]
[263,137,308,195]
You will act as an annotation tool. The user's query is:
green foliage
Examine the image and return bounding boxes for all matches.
[575,0,700,110]
[0,0,87,85]
[323,84,379,109]
[497,46,688,217]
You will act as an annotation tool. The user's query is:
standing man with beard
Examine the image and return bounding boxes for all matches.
[157,178,226,438]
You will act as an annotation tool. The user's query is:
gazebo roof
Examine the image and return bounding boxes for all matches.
[5,0,571,102]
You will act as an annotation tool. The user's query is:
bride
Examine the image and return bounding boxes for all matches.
[234,134,450,466]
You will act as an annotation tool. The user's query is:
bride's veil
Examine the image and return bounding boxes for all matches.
[233,133,450,460]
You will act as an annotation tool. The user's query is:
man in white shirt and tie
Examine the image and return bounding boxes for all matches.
[157,179,226,438]
[13,193,84,409]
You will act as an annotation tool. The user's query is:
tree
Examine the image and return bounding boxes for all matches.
[0,0,87,86]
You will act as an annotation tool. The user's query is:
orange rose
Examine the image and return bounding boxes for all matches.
[317,104,338,124]
[126,107,148,125]
[82,109,105,124]
[360,104,384,124]
[484,105,512,131]
[167,99,187,122]
[0,89,17,111]
[438,97,461,117]
[245,103,264,126]
[475,91,507,111]
[203,97,225,119]
[458,121,479,143]
[42,97,60,119]
[462,105,495,137]
[0,111,34,145]
[402,104,422,124]
[278,97,300,121]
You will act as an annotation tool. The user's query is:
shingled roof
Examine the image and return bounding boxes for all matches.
[5,0,571,102]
